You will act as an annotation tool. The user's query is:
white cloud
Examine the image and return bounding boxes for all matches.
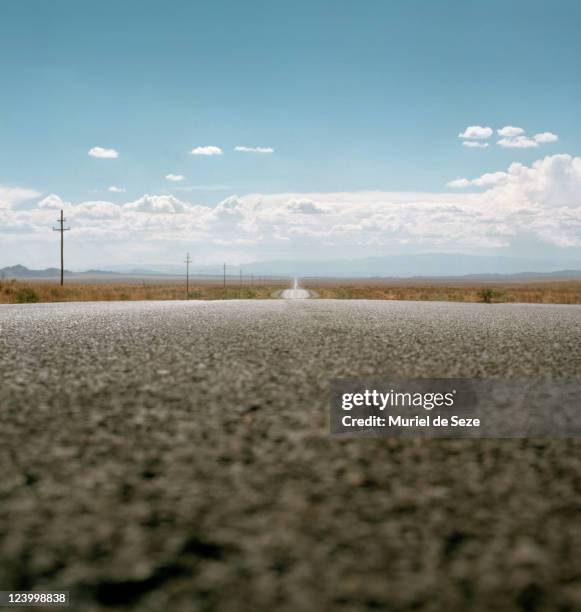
[234,146,274,154]
[38,194,70,209]
[495,127,558,148]
[286,199,326,215]
[458,126,493,140]
[456,125,559,149]
[447,178,471,189]
[448,171,509,188]
[165,174,185,182]
[88,146,119,159]
[123,194,196,214]
[462,141,489,148]
[73,201,122,219]
[472,171,509,186]
[534,132,559,144]
[498,126,525,138]
[0,185,41,209]
[190,146,223,156]
[497,135,539,148]
[108,186,126,193]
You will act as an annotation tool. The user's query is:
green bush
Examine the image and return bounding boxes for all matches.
[478,288,503,303]
[14,287,40,303]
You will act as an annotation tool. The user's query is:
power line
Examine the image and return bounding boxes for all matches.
[52,209,70,286]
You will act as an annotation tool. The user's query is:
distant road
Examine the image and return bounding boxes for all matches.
[1,299,580,611]
[280,277,310,299]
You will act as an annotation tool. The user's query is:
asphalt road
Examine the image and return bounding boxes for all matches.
[1,299,581,612]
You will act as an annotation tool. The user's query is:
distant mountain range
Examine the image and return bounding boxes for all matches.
[2,253,581,280]
[234,254,581,278]
[0,265,74,278]
[0,265,125,278]
[101,253,581,277]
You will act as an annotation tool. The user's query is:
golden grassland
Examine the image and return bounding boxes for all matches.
[1,278,581,304]
[303,280,581,304]
[0,279,287,304]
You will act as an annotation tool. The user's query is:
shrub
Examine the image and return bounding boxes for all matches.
[14,287,40,303]
[336,287,354,299]
[478,288,503,303]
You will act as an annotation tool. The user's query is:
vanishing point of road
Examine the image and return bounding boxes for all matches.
[1,297,580,611]
[280,278,311,299]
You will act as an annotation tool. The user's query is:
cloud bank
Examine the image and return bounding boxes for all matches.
[0,185,41,209]
[2,155,580,265]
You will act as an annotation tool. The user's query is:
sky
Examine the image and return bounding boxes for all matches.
[1,0,580,270]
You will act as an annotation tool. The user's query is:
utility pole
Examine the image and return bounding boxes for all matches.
[52,209,70,286]
[223,262,226,289]
[239,267,242,299]
[184,252,191,299]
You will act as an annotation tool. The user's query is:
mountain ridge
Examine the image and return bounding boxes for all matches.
[2,255,581,281]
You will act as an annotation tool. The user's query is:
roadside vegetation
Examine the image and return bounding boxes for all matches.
[0,279,286,304]
[1,278,581,304]
[302,280,581,304]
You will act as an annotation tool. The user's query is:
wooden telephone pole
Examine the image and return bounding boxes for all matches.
[185,252,192,299]
[52,209,70,286]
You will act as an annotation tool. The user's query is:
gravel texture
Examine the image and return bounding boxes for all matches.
[1,299,581,611]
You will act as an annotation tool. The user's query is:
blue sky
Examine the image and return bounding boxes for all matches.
[1,0,580,268]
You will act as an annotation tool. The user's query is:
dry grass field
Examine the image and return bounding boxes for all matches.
[2,277,581,304]
[303,279,581,304]
[0,279,287,304]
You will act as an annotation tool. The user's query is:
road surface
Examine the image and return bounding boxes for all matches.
[1,299,581,611]
[280,278,310,299]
